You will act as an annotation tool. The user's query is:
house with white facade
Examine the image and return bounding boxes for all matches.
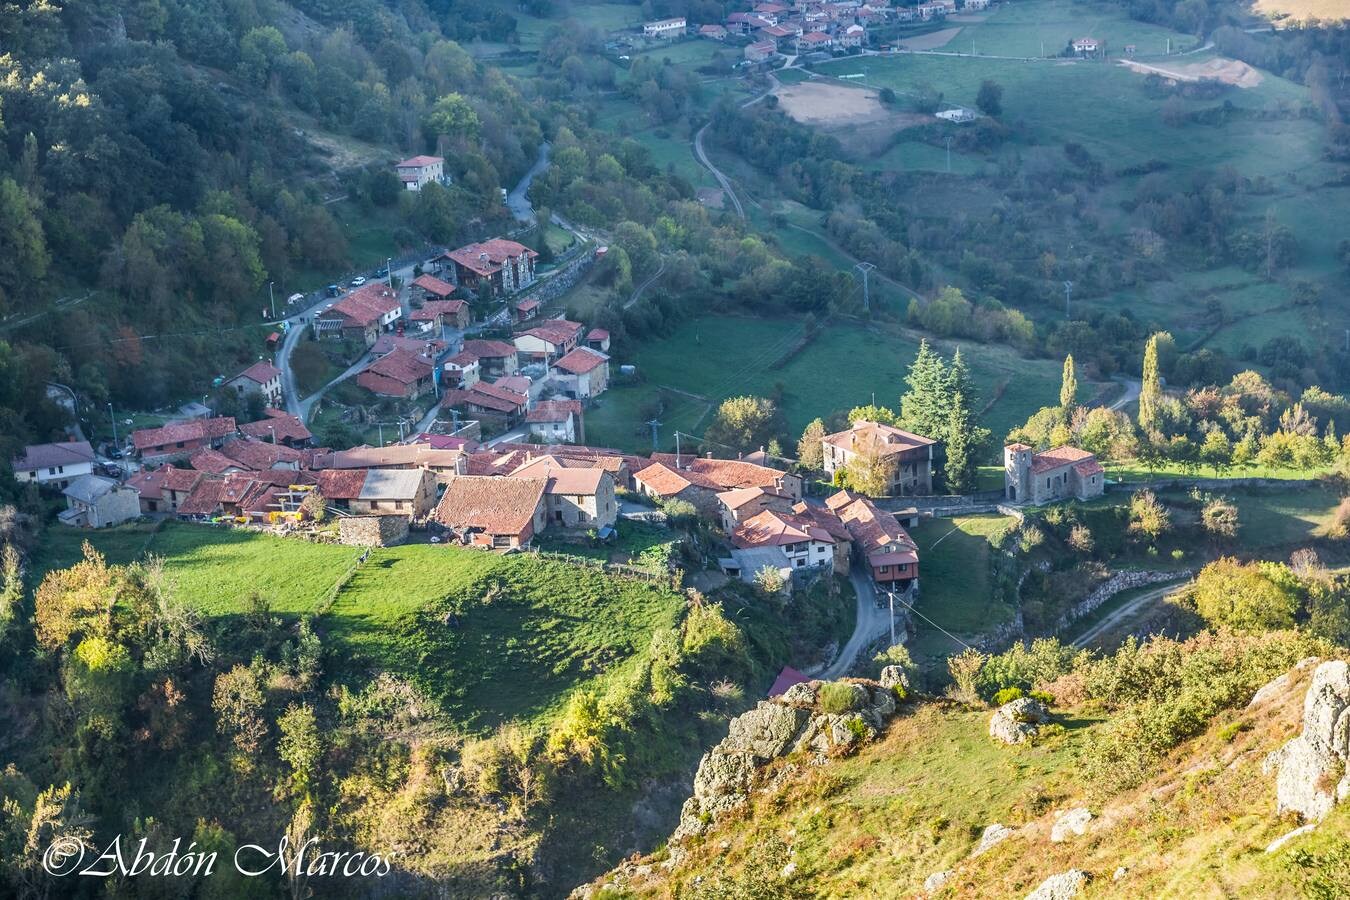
[12,441,95,490]
[643,17,687,39]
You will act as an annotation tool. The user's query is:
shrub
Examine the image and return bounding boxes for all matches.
[1191,557,1300,633]
[1217,720,1251,743]
[817,682,862,714]
[992,686,1024,705]
[1286,839,1350,900]
[1029,690,1055,706]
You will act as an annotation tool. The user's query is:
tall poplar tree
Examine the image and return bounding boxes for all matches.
[1139,334,1162,434]
[1060,354,1078,410]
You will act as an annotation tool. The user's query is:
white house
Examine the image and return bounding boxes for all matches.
[12,441,95,490]
[935,107,977,123]
[525,400,583,444]
[395,155,447,192]
[732,508,838,572]
[643,17,687,39]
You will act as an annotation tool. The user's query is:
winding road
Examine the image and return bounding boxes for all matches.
[819,569,895,680]
[1109,376,1142,412]
[691,79,777,221]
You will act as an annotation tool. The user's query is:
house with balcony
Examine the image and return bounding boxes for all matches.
[394,155,447,192]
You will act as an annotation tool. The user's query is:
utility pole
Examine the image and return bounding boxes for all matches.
[675,429,683,465]
[854,261,876,313]
[378,423,385,446]
[108,403,119,455]
[1063,280,1074,319]
[268,281,276,320]
[646,417,662,452]
[386,258,394,289]
[888,587,896,647]
[944,136,953,173]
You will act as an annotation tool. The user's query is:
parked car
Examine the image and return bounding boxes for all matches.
[106,447,123,460]
[326,284,341,297]
[350,276,367,287]
[374,266,389,279]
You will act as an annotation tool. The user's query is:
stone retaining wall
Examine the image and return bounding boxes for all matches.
[1052,568,1191,634]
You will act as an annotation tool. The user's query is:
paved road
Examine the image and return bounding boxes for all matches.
[819,569,897,680]
[508,142,551,225]
[1071,581,1187,649]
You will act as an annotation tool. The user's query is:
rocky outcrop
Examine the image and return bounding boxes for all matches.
[1024,869,1089,900]
[1263,660,1350,822]
[1049,807,1093,843]
[971,823,1015,856]
[989,697,1050,745]
[923,870,953,893]
[671,680,903,846]
[879,665,910,691]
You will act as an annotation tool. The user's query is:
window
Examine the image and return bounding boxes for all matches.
[794,559,804,567]
[879,565,889,574]
[48,467,57,475]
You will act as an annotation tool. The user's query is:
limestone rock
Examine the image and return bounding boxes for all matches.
[880,665,910,691]
[972,823,1015,856]
[923,870,953,893]
[1112,866,1128,881]
[1050,807,1093,843]
[989,697,1050,745]
[1265,660,1350,821]
[868,685,897,719]
[1247,672,1290,709]
[724,701,809,759]
[1024,869,1089,900]
[780,682,817,706]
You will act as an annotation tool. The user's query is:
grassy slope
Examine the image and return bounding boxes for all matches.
[908,514,1018,658]
[30,523,685,731]
[586,315,1101,454]
[621,661,1349,898]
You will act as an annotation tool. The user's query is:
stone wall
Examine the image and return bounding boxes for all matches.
[338,514,410,547]
[1051,569,1191,634]
[515,245,597,309]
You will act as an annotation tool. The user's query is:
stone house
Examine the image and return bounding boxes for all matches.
[314,283,402,346]
[1003,444,1105,505]
[632,461,722,517]
[716,486,795,534]
[550,347,610,399]
[60,475,141,527]
[126,465,203,514]
[828,490,918,587]
[433,475,548,549]
[457,339,521,379]
[442,239,538,296]
[821,420,936,496]
[409,299,470,332]
[731,509,838,574]
[525,399,584,444]
[356,348,436,399]
[315,468,438,518]
[395,155,446,192]
[509,458,618,530]
[224,361,283,408]
[514,319,584,365]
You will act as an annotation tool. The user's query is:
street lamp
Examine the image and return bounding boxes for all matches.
[268,425,276,445]
[386,258,394,289]
[268,281,276,320]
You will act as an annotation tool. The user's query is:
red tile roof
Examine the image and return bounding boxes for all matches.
[833,493,916,556]
[517,319,583,347]
[126,467,167,500]
[410,274,456,298]
[219,438,301,470]
[361,348,434,386]
[177,479,226,515]
[132,417,237,451]
[397,155,443,167]
[634,461,720,497]
[717,485,791,511]
[433,475,546,536]
[240,410,312,444]
[459,339,518,360]
[163,466,204,492]
[409,299,467,321]
[320,283,400,328]
[508,458,607,495]
[822,420,936,460]
[464,450,526,476]
[1029,445,1095,475]
[552,347,608,375]
[587,328,610,341]
[1074,459,1104,478]
[649,455,788,491]
[315,468,369,500]
[188,447,243,474]
[445,239,538,277]
[371,334,447,357]
[525,399,582,423]
[232,361,281,385]
[733,509,837,549]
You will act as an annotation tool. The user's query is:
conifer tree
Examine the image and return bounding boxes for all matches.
[900,340,949,440]
[943,392,990,494]
[1060,354,1078,410]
